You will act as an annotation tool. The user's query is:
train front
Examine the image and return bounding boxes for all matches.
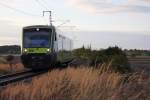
[21,25,56,70]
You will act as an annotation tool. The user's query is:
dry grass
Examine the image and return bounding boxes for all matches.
[0,57,7,64]
[0,66,149,100]
[0,63,24,74]
[0,64,12,74]
[0,56,24,74]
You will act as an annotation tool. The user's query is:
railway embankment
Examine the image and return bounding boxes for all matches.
[0,55,24,75]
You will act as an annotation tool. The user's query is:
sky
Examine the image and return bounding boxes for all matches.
[0,0,150,49]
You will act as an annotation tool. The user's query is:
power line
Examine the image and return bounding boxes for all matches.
[34,0,73,27]
[35,0,49,10]
[0,2,41,17]
[34,0,55,25]
[41,0,49,7]
[39,0,52,10]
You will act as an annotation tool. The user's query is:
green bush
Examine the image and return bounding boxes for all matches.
[73,46,131,73]
[110,55,131,73]
[73,46,91,59]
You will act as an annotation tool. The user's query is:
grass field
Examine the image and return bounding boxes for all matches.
[0,56,150,100]
[0,66,149,100]
[128,56,150,75]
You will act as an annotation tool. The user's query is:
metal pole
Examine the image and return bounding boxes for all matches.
[43,11,52,26]
[50,11,52,26]
[61,37,63,58]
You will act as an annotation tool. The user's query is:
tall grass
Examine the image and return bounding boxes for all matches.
[0,63,24,74]
[0,65,149,100]
[0,57,10,74]
[0,57,7,64]
[0,56,24,74]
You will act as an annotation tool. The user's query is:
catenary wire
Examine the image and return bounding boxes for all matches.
[0,2,41,17]
[35,0,49,10]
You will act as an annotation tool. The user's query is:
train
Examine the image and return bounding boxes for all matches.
[21,25,73,70]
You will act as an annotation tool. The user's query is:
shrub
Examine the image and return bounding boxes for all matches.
[73,46,91,59]
[73,46,131,73]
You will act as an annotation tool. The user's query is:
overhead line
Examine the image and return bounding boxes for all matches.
[42,0,53,10]
[35,0,49,10]
[41,0,49,7]
[0,2,41,17]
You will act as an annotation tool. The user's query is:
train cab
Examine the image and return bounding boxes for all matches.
[21,25,73,70]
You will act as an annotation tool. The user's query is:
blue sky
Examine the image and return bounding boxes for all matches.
[0,0,150,49]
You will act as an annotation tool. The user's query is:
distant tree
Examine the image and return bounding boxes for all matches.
[0,45,21,54]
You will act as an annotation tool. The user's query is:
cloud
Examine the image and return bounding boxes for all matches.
[0,19,20,45]
[66,0,97,13]
[66,0,150,14]
[0,36,19,45]
[0,37,18,41]
[142,0,150,2]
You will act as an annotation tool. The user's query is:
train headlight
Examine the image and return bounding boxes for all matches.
[24,49,27,52]
[47,49,50,52]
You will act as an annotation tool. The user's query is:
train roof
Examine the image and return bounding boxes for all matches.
[23,25,55,30]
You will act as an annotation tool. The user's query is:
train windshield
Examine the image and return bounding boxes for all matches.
[23,30,51,48]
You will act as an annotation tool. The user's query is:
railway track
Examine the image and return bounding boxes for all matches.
[0,69,47,86]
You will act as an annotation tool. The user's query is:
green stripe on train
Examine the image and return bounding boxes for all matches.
[23,48,51,53]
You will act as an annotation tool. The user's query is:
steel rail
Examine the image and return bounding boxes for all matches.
[0,70,47,86]
[0,70,32,79]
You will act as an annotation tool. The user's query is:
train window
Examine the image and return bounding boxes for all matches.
[23,31,51,48]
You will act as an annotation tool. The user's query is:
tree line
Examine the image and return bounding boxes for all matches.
[0,45,21,54]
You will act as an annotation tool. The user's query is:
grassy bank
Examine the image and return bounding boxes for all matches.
[0,66,149,100]
[0,57,7,64]
[0,56,24,74]
[0,57,9,74]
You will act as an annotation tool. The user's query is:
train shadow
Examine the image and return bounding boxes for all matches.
[49,59,74,71]
[30,63,71,73]
[29,59,74,72]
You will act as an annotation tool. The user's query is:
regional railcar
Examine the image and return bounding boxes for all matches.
[21,25,73,69]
